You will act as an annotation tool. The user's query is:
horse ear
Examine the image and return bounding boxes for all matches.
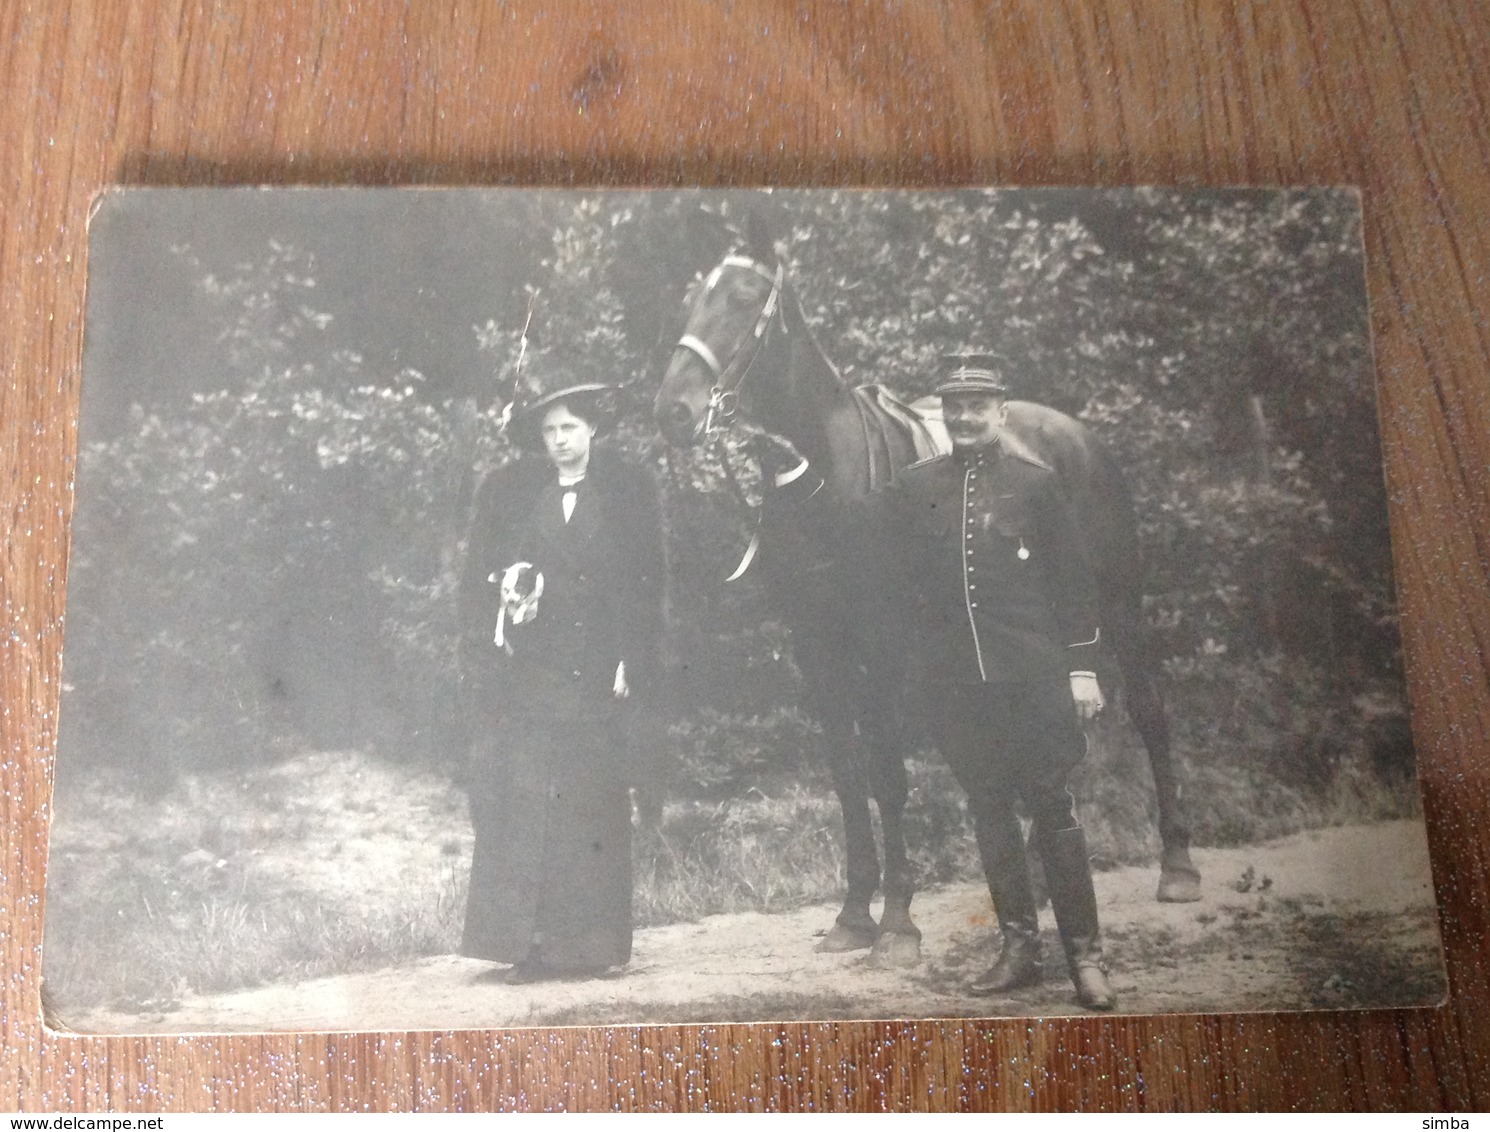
[743,203,788,264]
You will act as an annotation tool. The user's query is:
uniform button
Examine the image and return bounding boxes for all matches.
[572,670,582,679]
[970,601,979,609]
[969,584,977,591]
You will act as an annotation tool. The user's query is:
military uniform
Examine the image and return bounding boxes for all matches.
[896,434,1099,683]
[882,362,1115,1010]
[890,433,1096,820]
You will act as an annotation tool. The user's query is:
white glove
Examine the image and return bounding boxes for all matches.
[613,660,629,699]
[1069,671,1105,722]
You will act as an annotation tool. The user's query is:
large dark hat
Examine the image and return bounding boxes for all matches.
[934,353,1009,398]
[516,381,614,422]
[506,352,617,449]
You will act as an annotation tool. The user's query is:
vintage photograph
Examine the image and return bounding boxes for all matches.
[43,187,1445,1032]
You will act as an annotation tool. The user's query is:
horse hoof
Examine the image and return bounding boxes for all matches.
[1157,867,1202,903]
[868,930,922,969]
[816,921,879,953]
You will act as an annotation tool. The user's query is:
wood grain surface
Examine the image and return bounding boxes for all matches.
[3,0,1488,1112]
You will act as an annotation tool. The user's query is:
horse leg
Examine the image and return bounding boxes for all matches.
[1123,665,1202,903]
[817,716,882,952]
[866,711,921,968]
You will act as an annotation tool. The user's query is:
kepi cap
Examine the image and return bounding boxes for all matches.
[934,353,1009,398]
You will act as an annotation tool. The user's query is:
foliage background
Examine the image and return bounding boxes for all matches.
[49,189,1415,963]
[43,187,1420,1008]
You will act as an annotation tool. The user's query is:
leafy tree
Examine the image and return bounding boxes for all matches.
[60,189,1400,806]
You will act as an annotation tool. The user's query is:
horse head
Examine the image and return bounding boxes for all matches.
[654,214,790,447]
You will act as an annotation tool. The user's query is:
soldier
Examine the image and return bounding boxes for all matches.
[884,356,1115,1011]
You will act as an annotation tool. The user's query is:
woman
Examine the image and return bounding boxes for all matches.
[456,379,665,983]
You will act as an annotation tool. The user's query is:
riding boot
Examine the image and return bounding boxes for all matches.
[969,812,1043,994]
[1037,824,1116,1011]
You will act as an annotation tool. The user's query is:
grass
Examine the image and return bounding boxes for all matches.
[43,656,1422,1016]
[633,759,981,928]
[634,788,847,925]
[43,751,472,1014]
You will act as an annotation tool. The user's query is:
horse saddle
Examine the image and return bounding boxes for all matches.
[851,384,952,491]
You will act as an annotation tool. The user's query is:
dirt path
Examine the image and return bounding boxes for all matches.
[68,820,1444,1033]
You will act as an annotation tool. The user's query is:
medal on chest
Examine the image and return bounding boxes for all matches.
[966,500,1032,560]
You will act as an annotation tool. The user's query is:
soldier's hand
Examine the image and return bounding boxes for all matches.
[1069,672,1105,722]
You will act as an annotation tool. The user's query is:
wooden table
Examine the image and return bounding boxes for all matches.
[3,0,1486,1111]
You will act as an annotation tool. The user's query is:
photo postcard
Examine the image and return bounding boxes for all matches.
[43,186,1445,1032]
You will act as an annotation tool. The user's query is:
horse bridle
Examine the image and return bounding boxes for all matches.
[674,253,786,435]
[670,253,792,581]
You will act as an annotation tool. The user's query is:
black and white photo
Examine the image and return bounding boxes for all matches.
[43,187,1444,1031]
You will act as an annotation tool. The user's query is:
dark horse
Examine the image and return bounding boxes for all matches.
[654,233,1202,965]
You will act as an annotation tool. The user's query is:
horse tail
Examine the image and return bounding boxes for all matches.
[1080,447,1189,847]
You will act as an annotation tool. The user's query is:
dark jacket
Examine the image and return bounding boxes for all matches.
[457,449,666,716]
[882,433,1100,686]
[455,446,665,969]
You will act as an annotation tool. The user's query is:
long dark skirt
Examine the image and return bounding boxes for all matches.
[461,706,632,970]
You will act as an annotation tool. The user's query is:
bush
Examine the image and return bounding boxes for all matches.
[1074,650,1419,858]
